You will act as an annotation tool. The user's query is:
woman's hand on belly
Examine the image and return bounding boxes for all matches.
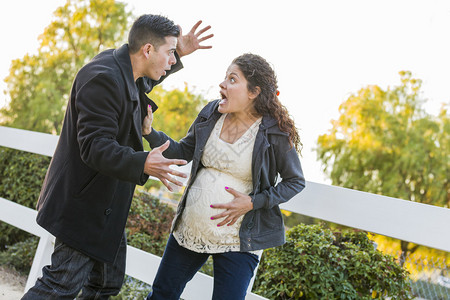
[210,187,253,227]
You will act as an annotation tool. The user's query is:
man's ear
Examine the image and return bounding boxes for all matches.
[142,43,153,59]
[249,86,261,100]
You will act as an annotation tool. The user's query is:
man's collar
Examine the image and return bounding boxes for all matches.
[113,44,139,101]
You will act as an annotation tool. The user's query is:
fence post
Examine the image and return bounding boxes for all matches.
[24,233,55,293]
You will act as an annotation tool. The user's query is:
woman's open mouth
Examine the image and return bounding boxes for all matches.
[219,92,227,105]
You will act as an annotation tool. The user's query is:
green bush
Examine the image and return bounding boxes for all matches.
[112,190,176,299]
[0,147,176,277]
[253,223,412,299]
[125,190,175,257]
[0,147,50,249]
[111,275,152,300]
[0,150,416,299]
[0,237,38,273]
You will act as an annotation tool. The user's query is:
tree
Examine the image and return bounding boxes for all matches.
[1,0,131,134]
[146,84,208,143]
[316,71,449,258]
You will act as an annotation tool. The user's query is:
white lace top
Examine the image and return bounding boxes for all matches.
[173,113,262,253]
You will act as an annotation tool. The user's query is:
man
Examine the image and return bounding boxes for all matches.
[22,14,213,299]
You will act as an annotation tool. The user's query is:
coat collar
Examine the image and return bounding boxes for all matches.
[113,44,139,101]
[261,115,279,131]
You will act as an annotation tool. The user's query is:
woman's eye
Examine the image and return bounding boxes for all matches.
[230,77,235,83]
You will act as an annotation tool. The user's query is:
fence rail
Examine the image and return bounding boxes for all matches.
[1,125,449,299]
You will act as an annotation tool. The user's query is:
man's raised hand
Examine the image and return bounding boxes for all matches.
[176,20,213,57]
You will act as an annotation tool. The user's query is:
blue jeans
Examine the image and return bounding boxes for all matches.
[147,234,259,300]
[21,234,127,300]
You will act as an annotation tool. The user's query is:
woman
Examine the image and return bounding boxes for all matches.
[144,53,305,300]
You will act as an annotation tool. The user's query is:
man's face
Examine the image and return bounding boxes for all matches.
[146,36,177,80]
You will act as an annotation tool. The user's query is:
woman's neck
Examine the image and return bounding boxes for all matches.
[226,110,260,128]
[220,111,261,144]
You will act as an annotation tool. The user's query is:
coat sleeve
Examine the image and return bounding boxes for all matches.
[143,115,199,162]
[76,73,148,185]
[251,134,306,210]
[143,100,216,161]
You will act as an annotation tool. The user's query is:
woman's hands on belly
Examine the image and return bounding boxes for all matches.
[210,186,253,227]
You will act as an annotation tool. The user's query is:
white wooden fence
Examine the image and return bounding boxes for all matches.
[1,125,449,299]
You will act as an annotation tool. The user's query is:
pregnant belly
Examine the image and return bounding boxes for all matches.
[184,168,252,229]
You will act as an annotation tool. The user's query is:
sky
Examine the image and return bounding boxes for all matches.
[1,0,449,184]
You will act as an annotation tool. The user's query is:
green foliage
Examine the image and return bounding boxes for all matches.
[147,85,208,143]
[0,0,207,140]
[143,178,164,192]
[0,147,50,249]
[253,224,412,299]
[125,190,175,257]
[1,0,131,134]
[282,210,317,228]
[110,191,176,299]
[117,189,212,298]
[0,237,38,274]
[199,257,214,277]
[111,275,152,300]
[316,71,449,208]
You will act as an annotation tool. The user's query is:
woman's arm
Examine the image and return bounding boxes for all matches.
[143,111,205,162]
[251,134,306,210]
[210,133,306,225]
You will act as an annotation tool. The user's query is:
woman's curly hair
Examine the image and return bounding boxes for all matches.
[232,53,302,153]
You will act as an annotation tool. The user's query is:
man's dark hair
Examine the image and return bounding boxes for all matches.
[128,14,180,54]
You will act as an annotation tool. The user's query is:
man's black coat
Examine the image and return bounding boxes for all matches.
[36,44,182,263]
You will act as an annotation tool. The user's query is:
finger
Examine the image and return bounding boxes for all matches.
[177,24,183,36]
[155,140,170,152]
[168,168,188,179]
[226,218,237,226]
[210,203,231,210]
[224,186,239,196]
[147,104,152,115]
[198,34,214,43]
[210,211,227,220]
[160,178,173,192]
[217,216,233,227]
[166,158,188,167]
[195,25,212,37]
[165,175,184,187]
[189,20,202,33]
[157,171,183,188]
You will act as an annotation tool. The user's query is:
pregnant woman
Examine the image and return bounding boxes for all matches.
[144,53,305,300]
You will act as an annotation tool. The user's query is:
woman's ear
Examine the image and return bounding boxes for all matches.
[249,86,261,100]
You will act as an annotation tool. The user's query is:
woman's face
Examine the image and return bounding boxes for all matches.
[218,64,258,115]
